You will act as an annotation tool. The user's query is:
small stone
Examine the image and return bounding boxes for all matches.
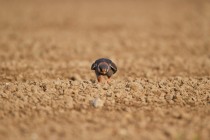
[90,98,104,108]
[102,84,109,90]
[115,92,122,98]
[106,92,112,97]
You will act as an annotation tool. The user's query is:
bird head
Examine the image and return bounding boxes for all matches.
[98,62,109,74]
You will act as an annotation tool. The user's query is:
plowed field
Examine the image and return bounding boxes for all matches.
[0,0,210,140]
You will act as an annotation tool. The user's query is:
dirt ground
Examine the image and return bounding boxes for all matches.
[0,0,210,140]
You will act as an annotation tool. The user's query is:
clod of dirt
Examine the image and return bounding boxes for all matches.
[69,74,81,81]
[165,94,174,101]
[127,82,144,92]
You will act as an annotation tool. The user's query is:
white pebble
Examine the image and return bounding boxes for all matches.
[90,98,104,108]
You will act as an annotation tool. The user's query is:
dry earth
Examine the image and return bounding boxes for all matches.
[0,0,210,140]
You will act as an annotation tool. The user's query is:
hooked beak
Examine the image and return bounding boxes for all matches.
[101,69,107,74]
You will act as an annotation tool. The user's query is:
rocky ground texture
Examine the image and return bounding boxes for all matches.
[0,0,210,140]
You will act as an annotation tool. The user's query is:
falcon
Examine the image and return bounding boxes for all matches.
[91,58,117,83]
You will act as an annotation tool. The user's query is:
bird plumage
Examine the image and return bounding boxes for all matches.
[91,58,117,83]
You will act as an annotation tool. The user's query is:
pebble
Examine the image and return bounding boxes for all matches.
[90,98,104,108]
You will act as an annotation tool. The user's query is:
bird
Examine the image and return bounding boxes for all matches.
[91,58,117,83]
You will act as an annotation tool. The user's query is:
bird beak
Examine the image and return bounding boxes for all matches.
[102,69,107,74]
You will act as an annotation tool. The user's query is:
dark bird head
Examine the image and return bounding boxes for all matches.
[98,62,109,74]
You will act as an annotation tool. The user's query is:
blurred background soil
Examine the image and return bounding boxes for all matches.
[0,0,210,140]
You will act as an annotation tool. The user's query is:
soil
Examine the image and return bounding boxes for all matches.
[0,0,210,140]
